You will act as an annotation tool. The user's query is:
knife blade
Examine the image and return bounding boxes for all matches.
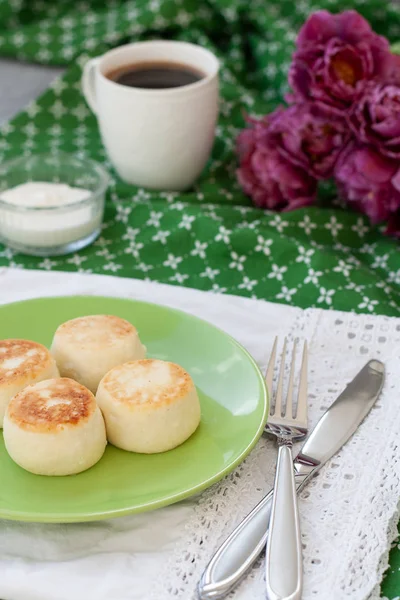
[198,359,385,600]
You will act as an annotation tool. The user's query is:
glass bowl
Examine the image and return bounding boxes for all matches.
[0,153,109,256]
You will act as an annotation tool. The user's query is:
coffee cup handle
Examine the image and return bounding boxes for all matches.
[82,58,100,114]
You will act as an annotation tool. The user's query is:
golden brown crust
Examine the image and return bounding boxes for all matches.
[100,359,194,407]
[0,339,53,385]
[54,315,136,345]
[7,378,96,432]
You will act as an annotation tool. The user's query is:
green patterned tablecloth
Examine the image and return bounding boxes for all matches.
[0,0,399,596]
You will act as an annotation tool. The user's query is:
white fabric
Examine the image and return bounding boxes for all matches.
[0,267,399,600]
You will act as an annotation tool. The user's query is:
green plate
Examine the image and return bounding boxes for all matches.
[0,295,268,523]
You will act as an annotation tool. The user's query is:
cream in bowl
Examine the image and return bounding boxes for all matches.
[0,153,109,256]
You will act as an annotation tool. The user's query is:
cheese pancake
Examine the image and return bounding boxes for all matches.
[4,377,107,475]
[97,359,200,453]
[51,315,146,393]
[0,339,59,428]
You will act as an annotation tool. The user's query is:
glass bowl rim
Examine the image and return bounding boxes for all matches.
[0,152,109,213]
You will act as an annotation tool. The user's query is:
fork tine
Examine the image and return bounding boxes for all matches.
[296,341,308,424]
[265,337,277,402]
[274,337,287,417]
[285,338,297,418]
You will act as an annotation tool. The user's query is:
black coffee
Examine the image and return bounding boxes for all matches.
[107,61,204,89]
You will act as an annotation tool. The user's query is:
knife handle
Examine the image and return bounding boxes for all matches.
[198,488,274,599]
[198,469,312,600]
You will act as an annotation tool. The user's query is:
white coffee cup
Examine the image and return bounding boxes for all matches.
[82,40,219,191]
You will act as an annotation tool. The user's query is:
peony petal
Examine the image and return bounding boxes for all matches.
[288,61,313,101]
[296,10,338,47]
[386,53,400,84]
[392,169,400,193]
[354,147,398,183]
[372,120,400,138]
[337,10,374,43]
[237,166,257,196]
[283,195,316,211]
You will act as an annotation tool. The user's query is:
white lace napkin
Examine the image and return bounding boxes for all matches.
[0,267,399,600]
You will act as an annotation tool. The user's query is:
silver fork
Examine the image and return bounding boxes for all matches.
[264,338,308,600]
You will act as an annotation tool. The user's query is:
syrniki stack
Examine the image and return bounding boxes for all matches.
[3,377,107,475]
[51,314,146,393]
[97,359,201,453]
[0,339,59,428]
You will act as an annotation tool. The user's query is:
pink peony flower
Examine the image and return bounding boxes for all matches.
[236,115,317,211]
[288,10,393,115]
[334,142,400,234]
[264,103,349,179]
[349,81,400,158]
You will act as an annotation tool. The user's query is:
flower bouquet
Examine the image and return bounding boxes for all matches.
[237,10,400,236]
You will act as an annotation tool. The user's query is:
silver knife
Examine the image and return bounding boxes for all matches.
[198,359,385,600]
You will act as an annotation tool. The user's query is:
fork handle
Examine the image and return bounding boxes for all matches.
[197,464,312,600]
[266,443,302,600]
